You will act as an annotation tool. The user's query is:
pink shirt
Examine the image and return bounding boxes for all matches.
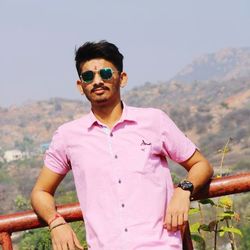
[44,103,196,250]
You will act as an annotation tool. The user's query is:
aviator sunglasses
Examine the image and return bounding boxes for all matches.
[80,67,117,84]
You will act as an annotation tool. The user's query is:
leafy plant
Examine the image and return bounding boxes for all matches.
[19,221,88,250]
[190,138,242,249]
[14,194,31,211]
[190,197,242,249]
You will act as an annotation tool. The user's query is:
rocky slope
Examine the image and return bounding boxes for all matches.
[1,48,250,214]
[171,47,250,82]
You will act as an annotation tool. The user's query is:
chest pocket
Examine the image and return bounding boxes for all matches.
[122,138,156,174]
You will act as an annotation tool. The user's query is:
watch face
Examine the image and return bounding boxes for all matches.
[178,180,194,193]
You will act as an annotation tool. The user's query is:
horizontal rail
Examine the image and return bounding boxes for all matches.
[0,203,82,233]
[192,172,250,200]
[0,172,250,250]
[1,173,250,233]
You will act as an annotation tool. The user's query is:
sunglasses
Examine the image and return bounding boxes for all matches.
[80,67,117,84]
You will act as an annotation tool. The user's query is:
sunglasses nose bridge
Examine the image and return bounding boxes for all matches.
[92,71,104,83]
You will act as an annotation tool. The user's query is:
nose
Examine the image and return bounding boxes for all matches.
[92,71,104,84]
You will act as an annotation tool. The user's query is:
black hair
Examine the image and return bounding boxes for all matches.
[75,40,124,77]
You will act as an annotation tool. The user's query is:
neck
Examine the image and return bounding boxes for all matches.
[91,100,123,128]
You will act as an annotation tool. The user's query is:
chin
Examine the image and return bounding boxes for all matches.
[93,98,109,104]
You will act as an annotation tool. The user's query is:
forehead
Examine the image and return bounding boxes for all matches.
[81,59,116,72]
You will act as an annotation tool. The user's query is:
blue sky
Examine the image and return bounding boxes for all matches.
[1,0,250,107]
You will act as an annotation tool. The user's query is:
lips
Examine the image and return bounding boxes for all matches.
[91,86,109,93]
[93,89,105,95]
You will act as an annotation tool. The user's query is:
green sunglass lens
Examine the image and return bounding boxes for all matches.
[100,68,113,80]
[81,71,94,83]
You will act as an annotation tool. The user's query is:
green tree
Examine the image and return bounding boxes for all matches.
[238,224,250,250]
[19,221,87,250]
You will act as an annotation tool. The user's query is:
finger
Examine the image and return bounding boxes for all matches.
[72,231,84,250]
[54,240,62,250]
[55,242,63,250]
[171,214,178,232]
[177,213,184,230]
[163,212,172,231]
[52,235,64,250]
[67,238,76,250]
[62,242,68,250]
[183,211,188,223]
[52,239,58,250]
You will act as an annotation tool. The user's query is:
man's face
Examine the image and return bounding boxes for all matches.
[77,59,127,107]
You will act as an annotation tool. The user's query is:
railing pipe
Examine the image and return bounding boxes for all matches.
[0,203,82,233]
[0,232,13,250]
[192,172,250,200]
[0,172,250,250]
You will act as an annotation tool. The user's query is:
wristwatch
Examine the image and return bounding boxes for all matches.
[177,180,194,194]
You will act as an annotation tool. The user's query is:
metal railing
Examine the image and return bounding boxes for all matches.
[1,173,250,250]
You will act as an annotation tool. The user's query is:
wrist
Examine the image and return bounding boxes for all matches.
[49,217,66,229]
[175,187,191,195]
[177,180,194,195]
[49,221,67,231]
[48,212,65,227]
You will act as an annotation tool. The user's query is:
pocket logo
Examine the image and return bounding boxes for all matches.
[140,139,151,151]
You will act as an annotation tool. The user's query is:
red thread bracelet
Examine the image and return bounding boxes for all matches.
[48,212,62,226]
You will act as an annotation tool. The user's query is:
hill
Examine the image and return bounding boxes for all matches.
[1,47,250,215]
[0,98,89,150]
[171,47,250,82]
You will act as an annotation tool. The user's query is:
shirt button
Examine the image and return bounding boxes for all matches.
[114,154,118,159]
[110,133,113,137]
[124,228,128,232]
[118,179,121,184]
[121,203,125,208]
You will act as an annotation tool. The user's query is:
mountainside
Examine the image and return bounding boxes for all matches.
[172,47,250,82]
[1,48,250,215]
[124,76,250,167]
[1,76,250,167]
[0,98,88,150]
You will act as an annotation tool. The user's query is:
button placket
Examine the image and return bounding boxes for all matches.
[107,127,128,239]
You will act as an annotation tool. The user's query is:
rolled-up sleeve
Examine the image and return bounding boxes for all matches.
[160,110,196,163]
[44,127,71,175]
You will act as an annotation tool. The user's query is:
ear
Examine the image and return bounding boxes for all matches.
[119,72,128,88]
[76,80,84,95]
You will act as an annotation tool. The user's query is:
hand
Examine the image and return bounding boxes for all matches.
[163,188,191,232]
[50,221,83,250]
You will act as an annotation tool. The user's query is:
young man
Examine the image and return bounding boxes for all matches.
[31,40,213,250]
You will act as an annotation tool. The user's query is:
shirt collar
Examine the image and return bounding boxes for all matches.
[86,101,137,129]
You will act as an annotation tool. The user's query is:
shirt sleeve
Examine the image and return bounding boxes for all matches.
[160,110,196,163]
[44,127,71,175]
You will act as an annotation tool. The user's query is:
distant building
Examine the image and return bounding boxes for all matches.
[4,150,23,163]
[0,156,4,163]
[40,142,50,153]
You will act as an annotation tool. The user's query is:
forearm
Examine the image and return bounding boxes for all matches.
[31,189,59,225]
[186,158,213,195]
[165,150,213,231]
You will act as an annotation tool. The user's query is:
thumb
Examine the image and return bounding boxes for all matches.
[72,231,84,250]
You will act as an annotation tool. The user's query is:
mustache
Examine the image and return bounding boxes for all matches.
[91,84,110,93]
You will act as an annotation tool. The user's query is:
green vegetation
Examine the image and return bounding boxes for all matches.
[220,102,229,109]
[19,221,87,250]
[189,139,250,249]
[15,136,35,153]
[18,189,88,249]
[190,196,242,249]
[0,168,12,184]
[14,194,31,211]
